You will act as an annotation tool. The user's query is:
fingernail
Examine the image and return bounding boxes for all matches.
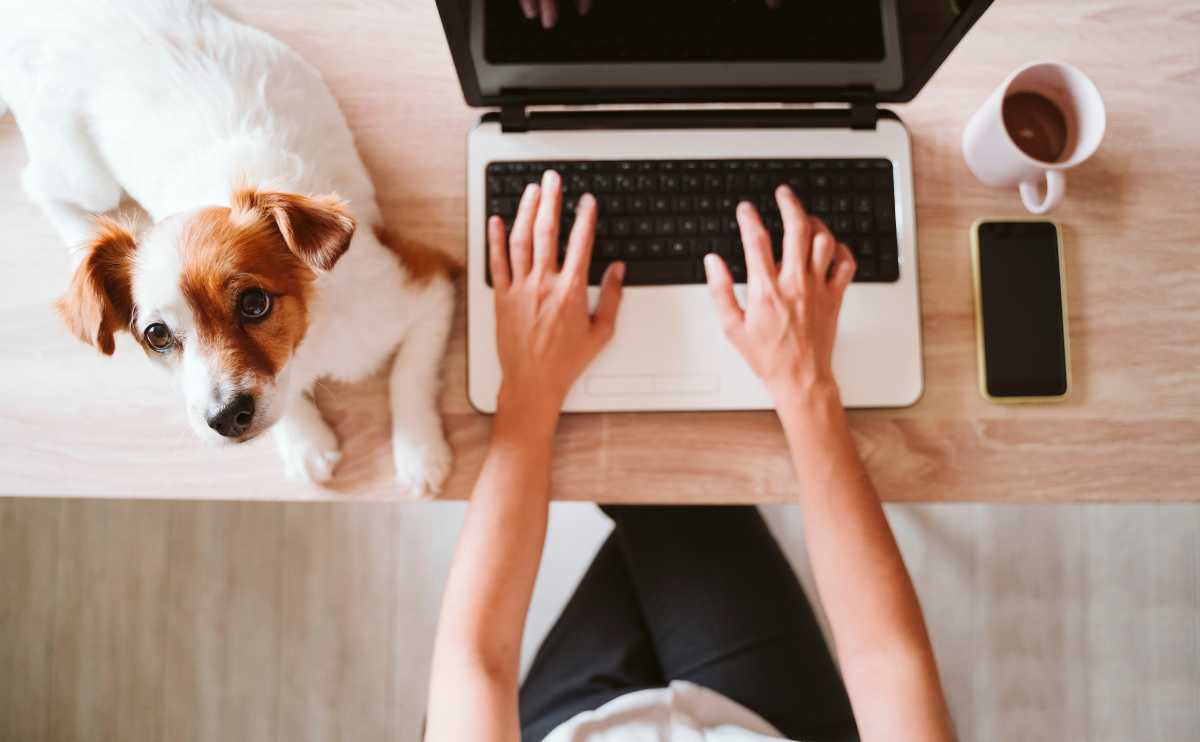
[614,262,626,282]
[542,170,560,188]
[703,253,718,272]
[523,182,539,199]
[579,193,595,208]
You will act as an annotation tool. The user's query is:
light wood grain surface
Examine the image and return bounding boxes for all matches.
[0,0,1196,501]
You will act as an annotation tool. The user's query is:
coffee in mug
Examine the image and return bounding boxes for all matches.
[963,61,1106,214]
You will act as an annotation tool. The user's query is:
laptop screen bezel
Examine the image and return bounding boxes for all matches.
[434,0,994,108]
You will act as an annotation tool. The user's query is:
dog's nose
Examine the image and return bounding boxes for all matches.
[207,394,255,438]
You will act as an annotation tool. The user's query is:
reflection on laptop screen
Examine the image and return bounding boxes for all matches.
[461,0,978,99]
[484,0,886,64]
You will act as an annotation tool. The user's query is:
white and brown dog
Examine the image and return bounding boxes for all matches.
[0,0,455,494]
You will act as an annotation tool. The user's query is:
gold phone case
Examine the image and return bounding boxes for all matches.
[970,218,1072,404]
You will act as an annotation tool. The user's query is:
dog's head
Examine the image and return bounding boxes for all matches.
[58,187,355,444]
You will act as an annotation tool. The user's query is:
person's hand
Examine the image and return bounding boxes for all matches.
[518,0,592,30]
[703,185,856,406]
[489,170,625,425]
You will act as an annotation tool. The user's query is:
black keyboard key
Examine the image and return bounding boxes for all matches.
[672,196,694,212]
[488,198,516,217]
[679,217,699,235]
[645,240,665,258]
[655,217,677,235]
[668,240,689,258]
[623,241,644,259]
[629,196,649,213]
[597,241,621,259]
[593,174,613,192]
[682,174,703,192]
[613,219,632,237]
[660,175,680,191]
[651,196,670,213]
[626,260,699,285]
[605,195,626,215]
[856,257,879,281]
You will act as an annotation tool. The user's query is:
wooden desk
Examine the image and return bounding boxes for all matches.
[0,1,1196,501]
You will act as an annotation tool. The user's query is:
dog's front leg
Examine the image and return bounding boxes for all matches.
[272,392,342,484]
[388,287,454,498]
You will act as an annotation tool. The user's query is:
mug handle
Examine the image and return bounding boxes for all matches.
[1019,171,1066,214]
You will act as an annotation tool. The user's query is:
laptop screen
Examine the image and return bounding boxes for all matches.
[439,0,991,105]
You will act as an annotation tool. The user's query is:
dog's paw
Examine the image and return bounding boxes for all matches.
[276,425,342,484]
[393,433,452,499]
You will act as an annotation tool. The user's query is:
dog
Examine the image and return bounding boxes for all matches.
[0,0,456,495]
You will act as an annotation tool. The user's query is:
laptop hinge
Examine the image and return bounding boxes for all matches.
[849,102,878,130]
[500,104,529,133]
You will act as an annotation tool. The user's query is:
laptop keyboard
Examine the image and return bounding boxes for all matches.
[485,158,898,286]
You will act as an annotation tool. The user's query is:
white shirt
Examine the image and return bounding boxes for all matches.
[544,681,800,742]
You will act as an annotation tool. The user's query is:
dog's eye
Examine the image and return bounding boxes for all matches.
[144,323,174,352]
[238,288,271,320]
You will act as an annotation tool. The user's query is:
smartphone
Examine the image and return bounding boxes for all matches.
[970,218,1071,403]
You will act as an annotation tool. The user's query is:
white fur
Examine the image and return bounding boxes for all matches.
[0,0,455,495]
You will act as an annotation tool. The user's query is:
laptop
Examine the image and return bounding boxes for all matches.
[435,0,994,413]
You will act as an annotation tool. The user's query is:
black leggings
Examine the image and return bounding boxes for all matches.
[519,506,859,742]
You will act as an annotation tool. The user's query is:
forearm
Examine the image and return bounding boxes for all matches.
[426,405,557,740]
[777,387,952,740]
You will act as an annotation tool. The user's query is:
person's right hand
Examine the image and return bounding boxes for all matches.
[518,0,592,29]
[703,185,856,405]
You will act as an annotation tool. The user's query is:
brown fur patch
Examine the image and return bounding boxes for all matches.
[179,207,316,381]
[231,187,356,272]
[58,218,138,355]
[372,225,460,284]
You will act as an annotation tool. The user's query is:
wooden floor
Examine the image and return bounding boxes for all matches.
[2,498,1198,742]
[1,0,1197,501]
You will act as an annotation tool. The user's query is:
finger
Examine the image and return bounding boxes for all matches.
[811,231,837,281]
[509,182,540,279]
[577,0,593,14]
[562,192,597,279]
[519,0,538,19]
[539,0,558,28]
[591,262,625,342]
[703,253,745,336]
[533,170,562,273]
[735,201,776,282]
[487,216,511,291]
[830,241,857,306]
[811,215,834,243]
[775,185,812,276]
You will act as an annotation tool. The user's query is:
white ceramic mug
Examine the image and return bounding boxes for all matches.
[962,60,1106,214]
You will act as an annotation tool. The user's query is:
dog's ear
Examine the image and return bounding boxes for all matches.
[233,187,356,272]
[57,219,137,356]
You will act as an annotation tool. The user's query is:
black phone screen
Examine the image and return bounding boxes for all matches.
[977,221,1069,398]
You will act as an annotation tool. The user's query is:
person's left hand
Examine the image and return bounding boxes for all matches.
[488,170,625,424]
